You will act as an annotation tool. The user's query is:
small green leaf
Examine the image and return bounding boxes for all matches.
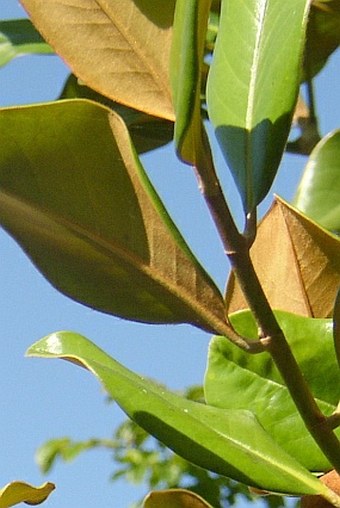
[293,129,340,233]
[205,310,340,471]
[170,0,211,164]
[207,0,310,212]
[0,481,55,508]
[36,437,99,474]
[0,99,227,333]
[0,19,52,67]
[27,332,333,497]
[143,488,213,508]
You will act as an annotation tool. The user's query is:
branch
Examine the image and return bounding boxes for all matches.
[195,124,340,474]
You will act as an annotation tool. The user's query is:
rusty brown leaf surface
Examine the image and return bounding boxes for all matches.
[226,196,340,318]
[20,0,175,120]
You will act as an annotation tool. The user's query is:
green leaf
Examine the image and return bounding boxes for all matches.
[205,310,340,471]
[0,19,52,67]
[304,0,340,80]
[333,288,340,370]
[27,332,333,497]
[143,489,213,508]
[293,129,340,233]
[207,0,310,212]
[170,0,211,165]
[36,437,100,474]
[0,481,54,508]
[21,0,175,120]
[0,99,227,332]
[59,74,174,155]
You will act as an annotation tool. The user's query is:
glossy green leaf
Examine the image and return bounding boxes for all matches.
[0,481,54,508]
[21,0,175,120]
[0,19,52,68]
[0,99,227,332]
[27,332,333,497]
[207,0,310,212]
[293,130,340,233]
[205,310,340,471]
[170,0,211,165]
[59,74,174,155]
[143,489,213,508]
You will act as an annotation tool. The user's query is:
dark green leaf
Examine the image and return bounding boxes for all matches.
[170,0,211,165]
[304,1,340,80]
[0,19,52,67]
[59,74,174,155]
[293,130,340,233]
[205,310,340,471]
[207,0,310,212]
[27,332,333,497]
[0,99,227,332]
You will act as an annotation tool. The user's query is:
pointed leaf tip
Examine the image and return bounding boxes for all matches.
[207,0,310,211]
[28,331,329,496]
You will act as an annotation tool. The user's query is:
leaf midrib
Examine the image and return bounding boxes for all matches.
[66,352,323,494]
[1,190,226,333]
[95,0,172,103]
[245,0,269,209]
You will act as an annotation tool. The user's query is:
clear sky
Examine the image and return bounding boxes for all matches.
[0,2,339,507]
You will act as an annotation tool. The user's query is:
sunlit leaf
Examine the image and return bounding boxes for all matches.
[0,19,52,68]
[293,130,340,233]
[0,481,54,508]
[226,196,340,318]
[27,332,333,497]
[0,99,227,333]
[20,0,175,120]
[207,0,310,212]
[59,74,174,154]
[170,0,211,165]
[205,310,340,471]
[143,489,213,508]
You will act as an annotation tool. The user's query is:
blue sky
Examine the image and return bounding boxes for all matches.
[0,2,339,507]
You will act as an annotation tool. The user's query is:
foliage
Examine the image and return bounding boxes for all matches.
[1,0,340,507]
[36,389,265,508]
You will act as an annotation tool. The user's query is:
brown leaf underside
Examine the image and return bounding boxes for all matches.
[226,196,340,318]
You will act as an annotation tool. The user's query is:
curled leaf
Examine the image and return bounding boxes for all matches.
[0,481,55,508]
[143,488,213,508]
[0,99,226,333]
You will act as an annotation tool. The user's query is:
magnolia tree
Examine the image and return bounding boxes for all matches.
[0,0,340,507]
